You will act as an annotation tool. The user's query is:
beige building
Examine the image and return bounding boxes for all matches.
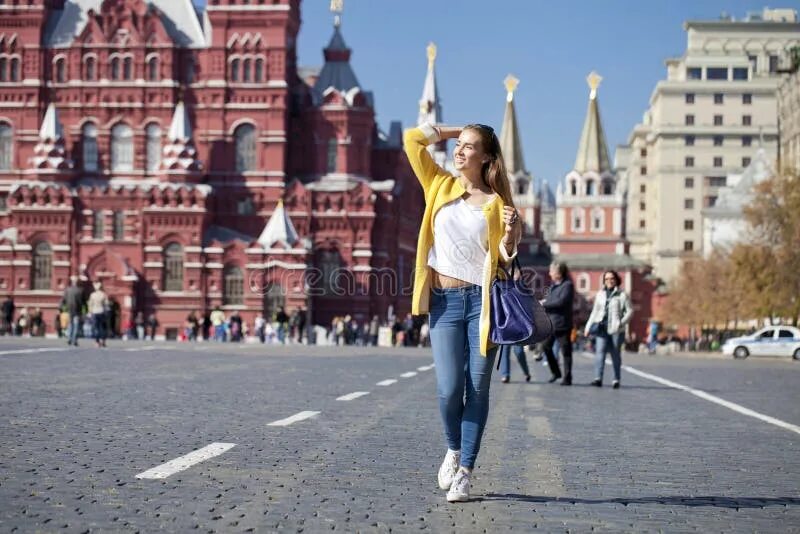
[619,8,800,282]
[777,49,800,171]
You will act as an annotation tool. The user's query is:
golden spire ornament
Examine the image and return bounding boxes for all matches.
[504,74,519,102]
[330,0,343,27]
[587,71,602,100]
[427,42,437,70]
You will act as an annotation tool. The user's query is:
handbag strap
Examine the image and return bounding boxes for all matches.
[496,256,522,281]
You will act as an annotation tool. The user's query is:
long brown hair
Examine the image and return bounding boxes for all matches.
[464,123,515,209]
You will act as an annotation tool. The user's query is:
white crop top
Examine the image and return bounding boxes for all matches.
[427,197,489,286]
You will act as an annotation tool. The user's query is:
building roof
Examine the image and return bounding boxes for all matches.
[499,74,527,175]
[554,253,646,270]
[573,72,611,175]
[39,103,63,141]
[257,200,299,249]
[312,25,365,104]
[203,225,253,247]
[44,0,206,49]
[167,101,191,141]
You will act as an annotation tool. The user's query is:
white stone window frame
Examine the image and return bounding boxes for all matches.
[571,208,585,234]
[145,52,160,82]
[228,55,241,82]
[577,273,590,293]
[145,121,162,174]
[0,118,13,171]
[52,54,67,83]
[232,121,257,173]
[80,121,99,172]
[0,53,22,82]
[590,207,605,233]
[110,122,134,172]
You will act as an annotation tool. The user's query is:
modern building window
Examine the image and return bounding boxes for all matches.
[742,157,751,167]
[685,114,694,126]
[242,58,251,82]
[713,115,723,126]
[163,242,184,291]
[640,148,647,157]
[685,156,694,168]
[235,124,256,172]
[706,196,717,207]
[684,177,694,188]
[683,240,694,251]
[742,115,751,126]
[31,242,52,290]
[93,211,104,239]
[713,135,723,146]
[769,54,778,73]
[684,219,694,230]
[687,67,702,80]
[640,184,646,193]
[222,265,244,305]
[713,93,724,104]
[230,58,240,82]
[147,56,159,81]
[82,123,98,172]
[0,122,12,170]
[54,57,66,82]
[123,56,132,80]
[113,211,124,241]
[327,138,337,173]
[742,93,752,104]
[639,201,646,211]
[255,58,264,82]
[732,67,748,80]
[707,67,728,80]
[684,198,694,209]
[685,135,695,146]
[639,219,646,229]
[708,176,727,187]
[713,156,723,167]
[742,136,752,147]
[85,56,96,81]
[145,123,161,172]
[640,166,647,175]
[685,93,695,104]
[111,123,133,171]
[110,57,120,80]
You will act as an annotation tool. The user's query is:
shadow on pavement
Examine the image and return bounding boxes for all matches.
[480,494,800,509]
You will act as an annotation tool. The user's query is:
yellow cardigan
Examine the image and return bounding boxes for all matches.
[404,123,516,356]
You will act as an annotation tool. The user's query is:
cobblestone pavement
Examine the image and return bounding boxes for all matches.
[0,338,798,532]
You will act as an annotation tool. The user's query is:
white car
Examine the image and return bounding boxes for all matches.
[722,326,800,360]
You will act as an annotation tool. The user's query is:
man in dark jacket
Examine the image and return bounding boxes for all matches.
[1,295,14,335]
[61,276,84,346]
[541,262,575,385]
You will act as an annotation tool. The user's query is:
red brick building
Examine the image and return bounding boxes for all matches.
[0,0,422,337]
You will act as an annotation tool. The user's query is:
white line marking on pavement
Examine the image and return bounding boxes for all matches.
[135,442,236,480]
[417,364,435,371]
[623,365,800,436]
[400,371,417,378]
[267,411,321,427]
[336,391,370,401]
[123,345,158,352]
[0,348,68,356]
[376,379,397,386]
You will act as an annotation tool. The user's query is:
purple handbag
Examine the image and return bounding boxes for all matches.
[490,257,553,347]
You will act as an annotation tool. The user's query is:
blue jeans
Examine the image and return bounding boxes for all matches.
[68,314,81,345]
[499,345,530,379]
[429,285,497,469]
[92,313,106,343]
[595,331,624,382]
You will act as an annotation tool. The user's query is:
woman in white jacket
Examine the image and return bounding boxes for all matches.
[584,270,633,388]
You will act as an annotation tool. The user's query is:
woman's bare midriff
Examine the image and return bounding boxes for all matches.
[432,269,474,289]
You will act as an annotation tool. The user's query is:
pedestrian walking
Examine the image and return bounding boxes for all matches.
[584,270,633,389]
[61,276,84,346]
[254,312,266,343]
[210,306,226,342]
[1,294,14,335]
[540,262,575,385]
[88,281,109,347]
[134,311,145,340]
[275,306,289,344]
[368,315,379,346]
[404,122,522,502]
[146,313,159,340]
[498,345,531,383]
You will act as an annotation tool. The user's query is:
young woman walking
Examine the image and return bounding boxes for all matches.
[404,122,522,502]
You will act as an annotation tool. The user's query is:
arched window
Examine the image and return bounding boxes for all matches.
[223,265,244,305]
[230,58,240,82]
[570,180,577,196]
[254,58,264,81]
[9,57,19,82]
[54,57,66,82]
[591,208,605,232]
[163,242,183,291]
[110,57,120,80]
[82,123,98,172]
[602,180,614,195]
[123,56,132,80]
[326,138,337,173]
[0,57,6,82]
[110,123,133,172]
[319,250,341,295]
[585,179,595,196]
[145,123,161,172]
[263,283,285,320]
[234,124,256,172]
[242,58,251,82]
[572,209,585,233]
[84,56,96,81]
[0,122,12,170]
[147,56,159,81]
[31,242,52,290]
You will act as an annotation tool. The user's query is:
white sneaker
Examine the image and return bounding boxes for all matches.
[437,450,460,490]
[446,469,470,502]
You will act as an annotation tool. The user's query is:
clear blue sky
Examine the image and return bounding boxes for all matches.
[196,1,789,188]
